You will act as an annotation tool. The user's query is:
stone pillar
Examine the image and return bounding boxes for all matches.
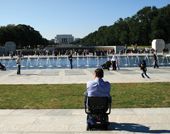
[152,39,165,53]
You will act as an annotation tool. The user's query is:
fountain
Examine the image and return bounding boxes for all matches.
[100,52,103,59]
[56,56,61,67]
[36,57,39,66]
[166,55,170,65]
[124,56,129,66]
[96,57,99,67]
[0,54,169,70]
[39,58,43,67]
[46,57,49,67]
[77,55,79,67]
[26,57,32,67]
[66,57,69,67]
[86,57,89,66]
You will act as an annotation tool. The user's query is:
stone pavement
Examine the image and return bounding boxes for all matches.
[0,108,170,133]
[0,67,170,133]
[0,67,170,84]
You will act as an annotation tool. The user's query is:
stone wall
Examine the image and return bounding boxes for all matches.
[165,44,170,50]
[0,47,5,56]
[5,42,16,56]
[114,46,124,54]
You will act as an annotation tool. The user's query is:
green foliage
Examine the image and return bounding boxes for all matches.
[73,4,170,46]
[0,24,49,48]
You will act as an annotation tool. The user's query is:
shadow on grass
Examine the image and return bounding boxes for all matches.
[109,122,170,133]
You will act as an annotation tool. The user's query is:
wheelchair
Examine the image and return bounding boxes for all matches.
[101,60,111,70]
[0,64,6,71]
[85,97,111,131]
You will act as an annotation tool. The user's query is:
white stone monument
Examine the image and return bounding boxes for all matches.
[55,34,74,44]
[152,39,165,53]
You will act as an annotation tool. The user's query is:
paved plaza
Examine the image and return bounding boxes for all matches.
[0,67,170,84]
[0,67,170,133]
[0,108,170,134]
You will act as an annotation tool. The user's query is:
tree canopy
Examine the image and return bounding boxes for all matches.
[0,24,49,48]
[73,4,170,46]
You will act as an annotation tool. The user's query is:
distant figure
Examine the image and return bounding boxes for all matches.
[141,60,150,79]
[20,51,23,57]
[153,54,159,68]
[138,61,142,67]
[0,62,6,71]
[111,53,116,70]
[68,54,73,69]
[116,59,120,70]
[84,49,86,56]
[17,55,21,75]
[11,51,13,58]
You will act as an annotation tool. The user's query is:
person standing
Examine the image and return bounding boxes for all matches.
[68,54,73,69]
[17,55,21,75]
[20,51,23,57]
[138,60,142,67]
[153,54,159,68]
[111,53,116,70]
[141,60,150,79]
[116,59,120,70]
[11,51,13,58]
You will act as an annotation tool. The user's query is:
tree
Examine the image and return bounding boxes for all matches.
[71,4,170,46]
[0,24,49,48]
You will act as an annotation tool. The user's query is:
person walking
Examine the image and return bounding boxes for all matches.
[68,54,73,69]
[141,60,150,79]
[17,55,21,75]
[153,54,159,68]
[111,53,116,70]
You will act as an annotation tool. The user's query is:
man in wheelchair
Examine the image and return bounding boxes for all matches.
[84,68,111,130]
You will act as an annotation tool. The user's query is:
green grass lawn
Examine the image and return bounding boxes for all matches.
[0,82,170,109]
[127,46,151,48]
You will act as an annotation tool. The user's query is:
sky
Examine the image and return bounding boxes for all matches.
[0,0,169,40]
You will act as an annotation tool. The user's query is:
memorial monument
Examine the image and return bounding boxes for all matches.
[152,39,165,53]
[5,42,16,56]
[55,34,74,44]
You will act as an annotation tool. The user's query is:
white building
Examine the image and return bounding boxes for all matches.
[55,34,74,44]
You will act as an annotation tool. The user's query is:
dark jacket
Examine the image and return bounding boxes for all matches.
[68,55,72,61]
[154,54,157,61]
[141,63,147,71]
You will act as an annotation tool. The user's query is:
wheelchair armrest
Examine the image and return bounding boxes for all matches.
[107,103,111,115]
[107,97,111,115]
[85,100,91,114]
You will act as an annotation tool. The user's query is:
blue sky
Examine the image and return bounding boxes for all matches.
[0,0,169,40]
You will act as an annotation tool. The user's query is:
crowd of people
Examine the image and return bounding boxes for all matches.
[100,52,160,81]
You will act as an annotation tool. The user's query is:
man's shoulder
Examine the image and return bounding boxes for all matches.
[87,80,95,85]
[103,80,111,86]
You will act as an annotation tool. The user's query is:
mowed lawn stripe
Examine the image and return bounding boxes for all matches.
[0,82,170,109]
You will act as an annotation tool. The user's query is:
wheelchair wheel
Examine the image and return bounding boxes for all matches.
[87,114,90,120]
[104,124,108,130]
[86,124,91,131]
[103,114,108,122]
